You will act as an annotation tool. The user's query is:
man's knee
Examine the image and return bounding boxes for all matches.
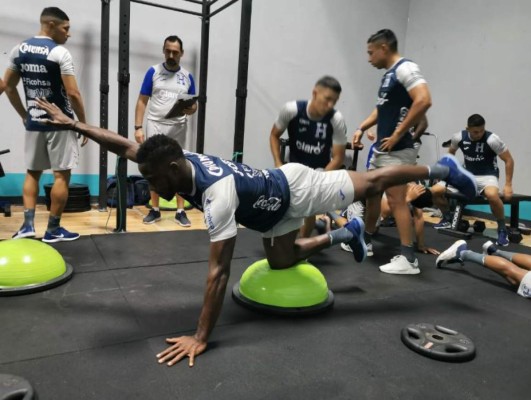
[483,187,502,202]
[267,256,292,270]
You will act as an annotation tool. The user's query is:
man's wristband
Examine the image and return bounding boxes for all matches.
[72,121,79,131]
[134,125,142,130]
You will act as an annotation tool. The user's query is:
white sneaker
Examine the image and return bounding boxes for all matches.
[346,201,364,221]
[366,242,374,257]
[482,240,497,255]
[340,243,353,253]
[379,255,420,275]
[435,240,467,268]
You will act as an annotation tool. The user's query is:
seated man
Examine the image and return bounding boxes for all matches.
[431,114,514,246]
[437,240,531,298]
[35,97,477,367]
[269,76,347,238]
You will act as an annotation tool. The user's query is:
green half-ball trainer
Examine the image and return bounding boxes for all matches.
[232,259,334,315]
[0,239,73,296]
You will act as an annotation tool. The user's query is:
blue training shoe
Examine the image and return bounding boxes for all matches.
[436,240,467,268]
[343,216,367,263]
[12,225,36,239]
[437,154,478,199]
[42,227,80,243]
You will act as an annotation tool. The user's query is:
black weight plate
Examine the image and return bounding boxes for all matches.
[401,323,475,362]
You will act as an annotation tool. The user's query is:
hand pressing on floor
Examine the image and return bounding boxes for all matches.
[156,336,207,367]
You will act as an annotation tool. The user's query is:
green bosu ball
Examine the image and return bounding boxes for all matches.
[0,239,73,296]
[232,259,334,315]
[149,196,192,211]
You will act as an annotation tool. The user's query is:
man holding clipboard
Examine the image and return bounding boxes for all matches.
[134,35,197,226]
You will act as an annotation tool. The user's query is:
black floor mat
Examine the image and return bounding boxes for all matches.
[1,227,530,400]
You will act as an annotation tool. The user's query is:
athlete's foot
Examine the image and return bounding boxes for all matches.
[343,217,367,263]
[436,240,467,268]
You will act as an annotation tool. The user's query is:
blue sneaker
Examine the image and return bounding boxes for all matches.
[496,229,509,247]
[42,227,80,243]
[436,240,467,268]
[437,154,477,199]
[12,225,36,239]
[343,216,367,262]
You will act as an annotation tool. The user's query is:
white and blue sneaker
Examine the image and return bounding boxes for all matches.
[436,240,467,268]
[42,227,80,243]
[482,240,497,255]
[343,216,367,262]
[437,154,478,199]
[12,225,36,239]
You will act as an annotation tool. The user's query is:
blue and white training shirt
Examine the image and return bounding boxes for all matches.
[179,151,290,241]
[8,36,75,131]
[450,130,507,176]
[275,100,347,169]
[140,64,195,124]
[375,58,426,151]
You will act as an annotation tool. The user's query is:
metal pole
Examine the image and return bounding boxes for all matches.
[232,0,252,163]
[196,0,211,154]
[116,0,131,232]
[98,0,111,211]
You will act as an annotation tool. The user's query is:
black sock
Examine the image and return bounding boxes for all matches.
[47,215,61,233]
[23,208,35,227]
[496,219,506,231]
[428,163,450,180]
[401,245,416,263]
[364,231,373,245]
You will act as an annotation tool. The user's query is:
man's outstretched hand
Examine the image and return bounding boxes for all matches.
[35,97,75,129]
[156,336,207,368]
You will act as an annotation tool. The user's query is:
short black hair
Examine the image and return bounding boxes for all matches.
[315,76,342,94]
[137,134,184,165]
[163,35,183,51]
[467,114,486,127]
[368,29,398,52]
[41,7,69,22]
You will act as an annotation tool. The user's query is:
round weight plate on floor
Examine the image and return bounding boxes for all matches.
[401,323,475,362]
[0,373,37,399]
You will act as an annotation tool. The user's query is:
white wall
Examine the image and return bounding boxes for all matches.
[0,0,410,194]
[405,0,531,194]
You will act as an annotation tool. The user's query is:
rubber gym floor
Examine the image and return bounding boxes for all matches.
[1,225,530,400]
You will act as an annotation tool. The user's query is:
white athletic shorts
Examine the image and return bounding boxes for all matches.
[368,147,418,170]
[517,271,531,298]
[437,175,499,196]
[25,130,79,171]
[262,163,355,238]
[146,119,187,147]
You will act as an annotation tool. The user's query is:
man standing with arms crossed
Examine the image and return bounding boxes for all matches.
[4,6,87,242]
[134,35,197,226]
[353,29,432,274]
[270,76,347,238]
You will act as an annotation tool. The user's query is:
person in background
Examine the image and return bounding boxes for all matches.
[134,35,197,226]
[270,76,347,238]
[4,6,87,242]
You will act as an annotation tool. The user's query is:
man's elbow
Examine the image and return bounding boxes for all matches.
[420,97,432,112]
[67,89,82,102]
